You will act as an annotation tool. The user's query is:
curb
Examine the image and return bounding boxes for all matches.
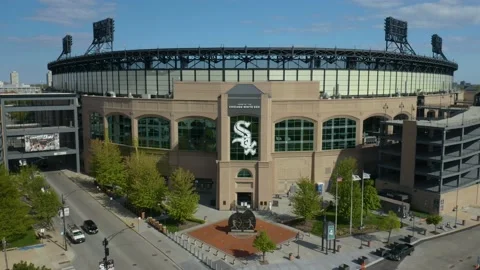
[62,171,183,270]
[365,222,480,268]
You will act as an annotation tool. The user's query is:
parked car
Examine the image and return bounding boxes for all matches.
[387,243,414,261]
[82,220,98,234]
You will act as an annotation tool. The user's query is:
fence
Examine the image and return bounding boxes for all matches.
[166,231,242,270]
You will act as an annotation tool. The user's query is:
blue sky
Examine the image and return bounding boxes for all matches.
[1,0,479,84]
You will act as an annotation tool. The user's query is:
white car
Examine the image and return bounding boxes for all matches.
[67,224,86,244]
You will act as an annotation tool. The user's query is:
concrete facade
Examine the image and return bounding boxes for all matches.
[378,106,480,214]
[81,81,459,210]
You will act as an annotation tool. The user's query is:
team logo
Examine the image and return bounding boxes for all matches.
[232,120,257,155]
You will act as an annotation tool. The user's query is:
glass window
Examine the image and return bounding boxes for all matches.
[230,115,259,160]
[137,117,171,149]
[275,119,315,152]
[89,112,104,140]
[322,118,356,150]
[178,118,216,152]
[107,114,132,145]
[237,169,253,178]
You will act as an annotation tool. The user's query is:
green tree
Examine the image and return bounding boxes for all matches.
[13,166,44,200]
[290,177,322,221]
[330,157,357,192]
[362,180,381,215]
[379,211,401,243]
[337,179,362,225]
[90,139,127,193]
[165,167,199,223]
[125,151,167,213]
[0,167,34,241]
[253,231,276,263]
[31,190,61,229]
[425,215,443,233]
[12,261,51,270]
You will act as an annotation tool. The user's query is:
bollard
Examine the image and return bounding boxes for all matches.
[367,240,371,247]
[285,241,290,246]
[199,242,203,248]
[337,245,342,252]
[232,258,236,265]
[461,219,465,226]
[206,246,211,252]
[222,254,227,260]
[477,216,480,221]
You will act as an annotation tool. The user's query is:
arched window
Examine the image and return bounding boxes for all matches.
[107,114,132,145]
[322,117,356,150]
[230,115,259,161]
[237,169,253,178]
[89,112,104,140]
[178,118,216,152]
[275,119,314,152]
[137,117,171,149]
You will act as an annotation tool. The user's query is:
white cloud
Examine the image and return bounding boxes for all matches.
[28,0,116,26]
[352,0,480,29]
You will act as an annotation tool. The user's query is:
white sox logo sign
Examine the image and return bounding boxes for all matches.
[232,120,257,155]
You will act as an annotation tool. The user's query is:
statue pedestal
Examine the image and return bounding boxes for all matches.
[228,230,257,237]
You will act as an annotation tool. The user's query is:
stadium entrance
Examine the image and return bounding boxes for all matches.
[1,93,81,173]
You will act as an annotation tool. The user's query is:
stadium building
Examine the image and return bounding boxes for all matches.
[46,17,480,213]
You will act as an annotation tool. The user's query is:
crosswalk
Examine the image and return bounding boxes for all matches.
[61,266,76,270]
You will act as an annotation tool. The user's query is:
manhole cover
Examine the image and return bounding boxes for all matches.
[467,256,472,259]
[166,250,171,253]
[152,254,157,257]
[164,259,168,262]
[133,263,137,266]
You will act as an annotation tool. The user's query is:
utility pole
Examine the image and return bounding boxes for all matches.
[360,171,365,228]
[2,237,9,270]
[102,238,110,269]
[62,194,68,251]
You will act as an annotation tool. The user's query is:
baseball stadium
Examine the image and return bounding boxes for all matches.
[47,17,476,213]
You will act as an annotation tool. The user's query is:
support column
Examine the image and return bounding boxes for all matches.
[170,117,178,151]
[131,117,138,145]
[73,99,81,173]
[217,94,231,210]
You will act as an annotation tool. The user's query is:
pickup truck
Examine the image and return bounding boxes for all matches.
[67,224,86,244]
[387,243,414,261]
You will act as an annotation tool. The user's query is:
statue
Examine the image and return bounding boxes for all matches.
[228,209,256,232]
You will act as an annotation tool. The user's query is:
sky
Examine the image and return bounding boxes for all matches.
[0,0,479,84]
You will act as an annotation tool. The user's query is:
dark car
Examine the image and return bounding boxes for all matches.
[82,220,98,234]
[387,243,414,261]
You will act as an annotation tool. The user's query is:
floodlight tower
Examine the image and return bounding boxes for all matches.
[431,34,447,61]
[57,35,73,60]
[384,17,416,55]
[85,18,115,55]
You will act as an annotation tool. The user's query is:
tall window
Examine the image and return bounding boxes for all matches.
[107,114,132,145]
[275,119,314,152]
[230,115,259,161]
[89,112,104,140]
[137,117,171,149]
[178,118,216,152]
[322,117,356,150]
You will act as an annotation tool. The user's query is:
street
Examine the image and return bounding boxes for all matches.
[44,171,180,270]
[370,225,480,270]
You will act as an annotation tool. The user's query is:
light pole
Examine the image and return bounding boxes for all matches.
[61,189,80,251]
[295,232,304,259]
[454,177,460,228]
[2,237,9,270]
[409,212,415,238]
[137,217,141,232]
[360,172,365,229]
[349,177,353,235]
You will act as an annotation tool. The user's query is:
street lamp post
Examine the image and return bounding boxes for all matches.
[409,212,416,238]
[138,217,141,232]
[61,189,80,251]
[2,237,9,270]
[61,194,68,251]
[454,178,460,228]
[295,233,304,259]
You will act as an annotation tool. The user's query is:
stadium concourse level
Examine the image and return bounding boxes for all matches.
[47,47,457,98]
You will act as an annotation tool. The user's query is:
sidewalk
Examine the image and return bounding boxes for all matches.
[61,170,480,270]
[0,230,76,270]
[61,170,208,270]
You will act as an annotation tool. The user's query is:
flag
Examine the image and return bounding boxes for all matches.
[337,177,343,182]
